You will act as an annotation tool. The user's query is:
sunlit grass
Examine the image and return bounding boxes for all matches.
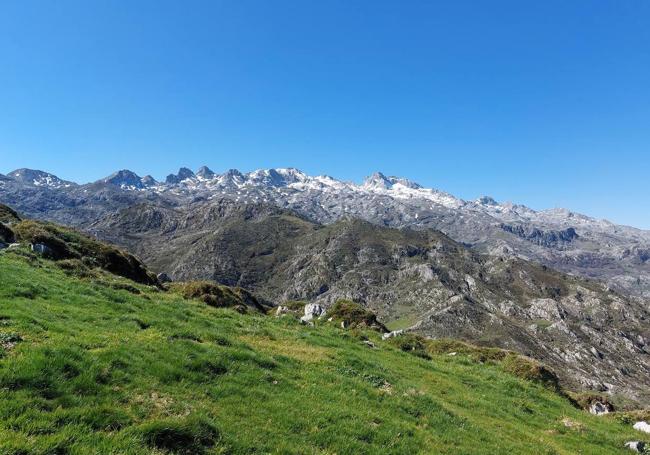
[0,249,642,454]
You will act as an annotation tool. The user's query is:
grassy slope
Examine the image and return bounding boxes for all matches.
[0,250,642,454]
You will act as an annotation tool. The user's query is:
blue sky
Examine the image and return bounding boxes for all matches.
[0,1,649,228]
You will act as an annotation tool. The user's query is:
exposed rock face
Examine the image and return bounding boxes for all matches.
[500,224,579,247]
[30,243,54,257]
[157,272,172,283]
[301,303,325,322]
[589,401,612,415]
[104,170,146,189]
[82,199,650,405]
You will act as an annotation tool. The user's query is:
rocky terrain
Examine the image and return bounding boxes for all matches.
[82,199,650,405]
[2,166,649,299]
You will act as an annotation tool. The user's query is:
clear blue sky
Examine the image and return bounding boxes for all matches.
[1,1,649,228]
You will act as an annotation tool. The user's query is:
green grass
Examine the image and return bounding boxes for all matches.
[385,314,420,331]
[0,248,644,454]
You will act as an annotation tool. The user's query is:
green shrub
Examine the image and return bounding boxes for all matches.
[326,300,388,332]
[0,204,21,224]
[170,281,265,312]
[501,354,561,392]
[387,333,432,359]
[427,339,507,362]
[12,220,157,285]
[0,222,15,244]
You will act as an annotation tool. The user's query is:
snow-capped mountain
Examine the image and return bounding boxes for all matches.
[5,169,75,189]
[1,166,649,297]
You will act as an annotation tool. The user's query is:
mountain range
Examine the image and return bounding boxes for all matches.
[1,166,649,298]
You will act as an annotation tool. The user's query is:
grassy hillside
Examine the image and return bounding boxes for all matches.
[0,248,644,454]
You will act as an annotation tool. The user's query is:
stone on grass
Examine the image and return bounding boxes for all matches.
[302,303,324,322]
[589,400,612,415]
[633,421,650,433]
[382,330,404,341]
[625,441,646,452]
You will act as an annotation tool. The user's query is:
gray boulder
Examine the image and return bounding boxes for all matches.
[301,303,325,322]
[30,243,53,257]
[589,401,612,415]
[157,272,172,283]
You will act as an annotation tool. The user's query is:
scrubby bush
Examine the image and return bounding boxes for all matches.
[0,204,21,224]
[501,353,561,392]
[170,281,265,313]
[0,223,15,244]
[386,333,431,359]
[326,300,388,332]
[12,220,158,285]
[569,391,615,412]
[427,339,507,362]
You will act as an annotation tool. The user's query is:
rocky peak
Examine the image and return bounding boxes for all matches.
[388,176,422,189]
[248,168,308,187]
[362,172,393,190]
[166,167,196,184]
[140,175,157,187]
[8,169,73,188]
[103,170,145,189]
[196,166,215,179]
[476,196,499,206]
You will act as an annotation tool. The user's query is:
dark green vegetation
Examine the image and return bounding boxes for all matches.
[326,300,388,332]
[0,204,21,224]
[0,247,646,454]
[8,218,158,285]
[169,281,268,313]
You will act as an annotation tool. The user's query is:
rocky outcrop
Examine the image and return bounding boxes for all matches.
[500,223,579,247]
[301,303,325,323]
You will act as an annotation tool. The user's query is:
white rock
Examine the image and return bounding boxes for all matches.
[633,421,650,433]
[31,243,53,256]
[625,441,646,452]
[302,303,324,322]
[588,401,612,415]
[275,306,290,317]
[382,330,404,340]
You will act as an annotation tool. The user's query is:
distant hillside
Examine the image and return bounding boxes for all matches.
[87,199,650,406]
[0,240,646,453]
